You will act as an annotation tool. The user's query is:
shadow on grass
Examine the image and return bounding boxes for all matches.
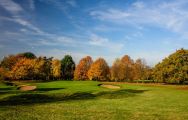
[0,87,64,94]
[35,88,64,92]
[96,89,148,99]
[0,89,148,106]
[0,92,95,106]
[0,87,17,94]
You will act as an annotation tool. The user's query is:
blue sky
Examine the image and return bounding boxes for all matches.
[0,0,188,66]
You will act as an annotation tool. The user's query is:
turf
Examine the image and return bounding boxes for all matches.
[0,81,188,120]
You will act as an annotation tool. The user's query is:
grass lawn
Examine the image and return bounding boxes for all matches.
[0,81,188,120]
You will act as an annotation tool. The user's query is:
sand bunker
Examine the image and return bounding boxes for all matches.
[19,85,37,91]
[100,84,120,89]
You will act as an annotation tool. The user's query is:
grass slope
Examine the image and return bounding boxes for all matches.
[0,81,188,120]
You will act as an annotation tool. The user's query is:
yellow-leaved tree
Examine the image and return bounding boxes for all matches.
[87,58,110,81]
[51,59,61,80]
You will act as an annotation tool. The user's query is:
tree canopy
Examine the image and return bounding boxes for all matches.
[0,49,187,84]
[74,56,93,80]
[153,48,188,84]
[61,55,75,80]
[87,58,110,81]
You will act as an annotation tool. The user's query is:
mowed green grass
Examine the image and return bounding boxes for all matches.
[0,81,188,120]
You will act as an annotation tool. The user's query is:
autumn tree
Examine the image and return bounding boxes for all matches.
[110,58,123,81]
[10,58,35,80]
[142,66,153,80]
[133,59,146,80]
[61,55,75,80]
[0,67,8,81]
[32,57,45,80]
[0,55,22,71]
[87,58,110,81]
[74,56,93,80]
[120,55,134,81]
[33,57,53,80]
[153,48,188,84]
[0,52,36,71]
[51,59,61,80]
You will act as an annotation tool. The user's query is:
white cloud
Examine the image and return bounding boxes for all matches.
[0,0,23,13]
[89,34,124,53]
[90,9,131,20]
[0,0,45,35]
[14,18,45,34]
[89,34,108,46]
[56,36,75,44]
[33,36,78,47]
[90,0,188,36]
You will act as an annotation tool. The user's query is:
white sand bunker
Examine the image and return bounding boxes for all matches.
[100,84,120,89]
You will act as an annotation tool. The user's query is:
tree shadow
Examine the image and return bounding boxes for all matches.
[0,92,95,106]
[0,87,17,94]
[35,88,64,92]
[0,89,148,106]
[96,89,148,99]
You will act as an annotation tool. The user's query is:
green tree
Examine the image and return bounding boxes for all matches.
[61,55,75,80]
[19,52,36,59]
[153,48,188,84]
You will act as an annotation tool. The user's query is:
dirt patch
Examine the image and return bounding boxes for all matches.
[100,84,120,89]
[19,85,37,91]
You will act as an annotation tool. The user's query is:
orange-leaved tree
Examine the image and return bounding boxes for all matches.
[111,58,121,81]
[87,58,110,81]
[74,56,93,80]
[133,58,146,80]
[120,55,134,81]
[10,58,35,80]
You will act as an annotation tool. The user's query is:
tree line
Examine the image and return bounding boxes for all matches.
[0,48,187,84]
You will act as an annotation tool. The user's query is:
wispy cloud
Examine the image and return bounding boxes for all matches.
[89,34,108,46]
[90,9,131,21]
[89,34,124,53]
[31,35,78,47]
[0,0,23,13]
[0,0,187,66]
[90,0,188,36]
[0,0,44,35]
